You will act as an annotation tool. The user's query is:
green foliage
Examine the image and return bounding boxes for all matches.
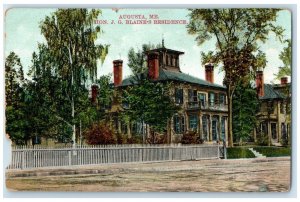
[6,9,110,145]
[227,147,256,159]
[275,39,291,79]
[96,74,113,112]
[187,9,283,147]
[40,9,109,84]
[232,82,259,143]
[84,121,117,145]
[5,52,25,106]
[123,78,179,135]
[254,146,291,157]
[256,132,269,146]
[5,52,30,144]
[127,43,160,77]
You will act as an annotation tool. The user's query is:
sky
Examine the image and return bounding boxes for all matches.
[4,8,292,85]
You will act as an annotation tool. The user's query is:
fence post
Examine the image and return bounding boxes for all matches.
[21,151,25,170]
[223,139,227,159]
[68,150,72,166]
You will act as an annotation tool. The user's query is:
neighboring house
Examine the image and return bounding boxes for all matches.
[108,44,229,144]
[255,71,291,145]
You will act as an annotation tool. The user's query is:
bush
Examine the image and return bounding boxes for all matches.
[256,132,269,146]
[227,147,256,159]
[116,132,126,144]
[84,121,117,145]
[181,131,202,144]
[127,135,143,144]
[254,146,291,157]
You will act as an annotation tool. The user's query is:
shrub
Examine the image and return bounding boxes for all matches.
[84,121,117,145]
[116,132,126,144]
[127,135,143,144]
[256,132,269,146]
[181,131,201,144]
[227,147,256,159]
[254,146,291,157]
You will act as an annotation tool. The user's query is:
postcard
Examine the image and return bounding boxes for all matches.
[4,7,292,192]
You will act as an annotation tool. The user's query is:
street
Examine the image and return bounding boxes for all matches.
[6,157,290,192]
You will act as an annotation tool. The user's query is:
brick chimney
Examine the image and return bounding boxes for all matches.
[281,77,288,85]
[205,63,214,83]
[256,70,264,97]
[147,52,159,80]
[113,60,123,86]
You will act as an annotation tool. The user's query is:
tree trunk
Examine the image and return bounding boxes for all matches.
[227,87,233,147]
[68,42,76,148]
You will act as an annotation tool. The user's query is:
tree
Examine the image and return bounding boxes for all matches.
[39,9,109,145]
[5,52,29,144]
[123,78,179,144]
[5,52,24,106]
[123,43,178,144]
[127,43,160,77]
[232,81,259,144]
[275,39,291,79]
[187,9,283,147]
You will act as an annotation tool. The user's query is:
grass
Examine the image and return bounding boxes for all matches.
[226,147,256,159]
[254,146,291,157]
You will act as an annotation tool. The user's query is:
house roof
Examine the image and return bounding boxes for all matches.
[146,47,184,55]
[259,84,286,100]
[121,69,226,89]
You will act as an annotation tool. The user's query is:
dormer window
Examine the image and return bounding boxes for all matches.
[172,55,176,66]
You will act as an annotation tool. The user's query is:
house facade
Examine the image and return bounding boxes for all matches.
[255,72,291,145]
[109,45,229,144]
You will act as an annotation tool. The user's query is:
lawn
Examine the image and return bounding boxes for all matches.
[226,147,256,159]
[254,146,291,157]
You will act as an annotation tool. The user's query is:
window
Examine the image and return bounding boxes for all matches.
[219,93,226,105]
[175,88,183,104]
[202,115,208,140]
[188,89,198,102]
[260,122,268,135]
[209,92,215,106]
[173,115,185,134]
[189,114,198,131]
[172,55,176,66]
[198,93,206,108]
[167,55,171,65]
[212,116,219,141]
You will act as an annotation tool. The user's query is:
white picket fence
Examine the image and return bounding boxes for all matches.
[7,144,224,170]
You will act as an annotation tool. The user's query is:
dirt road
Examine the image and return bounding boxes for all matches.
[6,157,290,192]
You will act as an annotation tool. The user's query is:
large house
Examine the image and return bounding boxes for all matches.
[108,44,229,144]
[255,72,291,145]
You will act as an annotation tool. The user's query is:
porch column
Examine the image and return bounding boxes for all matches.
[277,101,282,142]
[209,115,212,141]
[199,114,203,139]
[218,115,222,141]
[268,121,271,146]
